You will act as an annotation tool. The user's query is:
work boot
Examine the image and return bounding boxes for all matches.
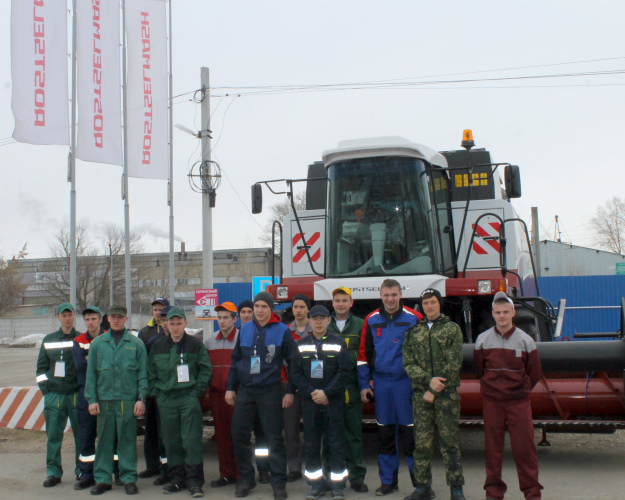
[273,486,288,500]
[403,485,432,500]
[331,488,345,500]
[74,476,96,490]
[287,470,302,482]
[138,467,159,479]
[43,476,61,488]
[350,481,369,493]
[210,476,237,487]
[189,486,204,497]
[449,485,466,500]
[154,472,170,486]
[259,470,271,484]
[124,483,139,495]
[410,473,418,487]
[306,485,326,500]
[90,483,113,495]
[163,482,186,494]
[375,483,398,496]
[234,481,257,498]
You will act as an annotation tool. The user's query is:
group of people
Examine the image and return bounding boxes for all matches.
[35,279,543,500]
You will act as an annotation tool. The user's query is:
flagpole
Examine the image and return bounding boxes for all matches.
[122,0,132,325]
[69,0,78,308]
[168,0,175,304]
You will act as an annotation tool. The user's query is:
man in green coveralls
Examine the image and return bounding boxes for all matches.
[403,289,466,500]
[85,304,148,496]
[325,286,368,493]
[148,307,212,498]
[36,302,82,487]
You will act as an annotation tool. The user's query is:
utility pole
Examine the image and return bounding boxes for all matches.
[168,0,175,305]
[200,67,214,338]
[531,207,541,278]
[109,243,114,307]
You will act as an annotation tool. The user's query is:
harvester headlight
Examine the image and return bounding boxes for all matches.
[276,286,289,299]
[478,280,492,294]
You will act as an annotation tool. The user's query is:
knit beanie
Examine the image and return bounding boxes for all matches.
[238,300,254,313]
[254,291,275,311]
[291,293,311,310]
[420,288,442,307]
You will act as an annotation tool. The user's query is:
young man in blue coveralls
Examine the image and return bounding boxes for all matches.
[357,279,422,496]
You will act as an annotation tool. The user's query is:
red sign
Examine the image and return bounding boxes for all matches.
[195,288,218,320]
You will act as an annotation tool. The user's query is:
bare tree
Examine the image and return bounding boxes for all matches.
[260,191,306,251]
[0,244,28,316]
[592,196,625,254]
[44,224,144,311]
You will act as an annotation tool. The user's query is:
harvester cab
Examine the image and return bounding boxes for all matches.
[253,131,550,342]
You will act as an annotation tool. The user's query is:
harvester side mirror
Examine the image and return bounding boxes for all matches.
[504,165,522,199]
[251,183,263,214]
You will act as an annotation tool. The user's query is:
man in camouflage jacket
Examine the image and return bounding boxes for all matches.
[402,289,466,500]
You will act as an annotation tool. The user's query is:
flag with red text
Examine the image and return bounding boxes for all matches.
[11,0,69,145]
[76,0,123,165]
[125,0,168,179]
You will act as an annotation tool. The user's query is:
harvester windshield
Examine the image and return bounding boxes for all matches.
[326,156,439,277]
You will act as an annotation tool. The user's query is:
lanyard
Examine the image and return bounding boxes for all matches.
[252,324,266,357]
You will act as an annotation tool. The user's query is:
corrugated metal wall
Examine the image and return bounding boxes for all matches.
[212,283,291,327]
[537,276,625,340]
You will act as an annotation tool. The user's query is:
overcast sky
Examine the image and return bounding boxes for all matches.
[1,0,624,260]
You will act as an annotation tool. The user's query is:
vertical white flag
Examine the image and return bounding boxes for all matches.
[11,0,69,145]
[76,0,123,165]
[125,0,169,179]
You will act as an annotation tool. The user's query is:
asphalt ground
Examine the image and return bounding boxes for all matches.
[2,346,625,500]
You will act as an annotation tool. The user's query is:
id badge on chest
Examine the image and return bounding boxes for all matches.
[311,360,323,379]
[54,361,66,377]
[177,364,190,383]
[250,357,261,374]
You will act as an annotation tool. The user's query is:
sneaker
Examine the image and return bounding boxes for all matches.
[210,476,237,488]
[43,476,61,488]
[124,483,139,495]
[189,486,204,498]
[74,476,96,490]
[138,468,160,479]
[235,481,257,498]
[350,481,369,493]
[449,486,466,500]
[259,470,271,484]
[332,488,345,500]
[273,486,288,500]
[90,483,113,495]
[375,484,398,496]
[403,485,431,500]
[286,470,302,482]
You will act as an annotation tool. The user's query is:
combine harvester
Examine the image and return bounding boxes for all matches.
[251,131,625,441]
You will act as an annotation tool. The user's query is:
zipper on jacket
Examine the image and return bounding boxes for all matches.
[428,325,435,377]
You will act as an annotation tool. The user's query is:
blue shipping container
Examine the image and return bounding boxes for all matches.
[537,276,625,340]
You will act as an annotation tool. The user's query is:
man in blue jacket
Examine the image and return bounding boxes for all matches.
[357,279,422,496]
[225,292,296,500]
